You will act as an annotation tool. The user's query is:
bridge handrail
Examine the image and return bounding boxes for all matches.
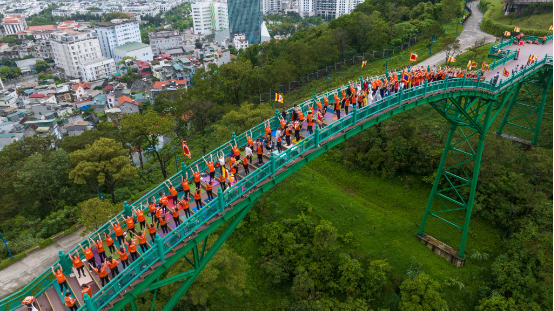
[490,34,553,54]
[2,49,550,311]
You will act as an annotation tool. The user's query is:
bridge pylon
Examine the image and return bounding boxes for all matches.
[496,67,553,146]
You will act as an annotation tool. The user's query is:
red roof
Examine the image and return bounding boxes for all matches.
[27,25,57,31]
[136,61,150,69]
[118,95,139,106]
[104,85,113,90]
[153,79,187,89]
[29,93,45,98]
[72,82,91,90]
[230,55,236,59]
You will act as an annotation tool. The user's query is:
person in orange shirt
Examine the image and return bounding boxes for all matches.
[256,140,264,165]
[179,196,193,218]
[335,92,341,119]
[285,125,291,146]
[181,173,190,200]
[124,237,139,261]
[159,214,170,234]
[71,252,85,278]
[297,109,304,125]
[79,244,97,268]
[279,117,287,131]
[219,169,227,192]
[164,179,179,205]
[206,180,214,201]
[110,220,125,245]
[203,155,216,182]
[264,120,272,136]
[294,120,301,142]
[89,261,109,286]
[89,236,106,263]
[106,256,120,278]
[246,132,254,148]
[81,284,92,298]
[105,232,116,254]
[344,94,350,115]
[307,111,314,135]
[158,194,169,213]
[21,296,36,310]
[81,284,92,299]
[171,205,182,227]
[232,141,241,160]
[121,214,136,235]
[147,221,157,242]
[194,188,203,209]
[134,207,146,230]
[193,165,201,189]
[147,197,157,223]
[322,95,328,117]
[64,292,78,311]
[117,245,130,269]
[242,155,250,175]
[51,264,69,293]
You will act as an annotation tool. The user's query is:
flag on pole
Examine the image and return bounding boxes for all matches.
[504,31,511,36]
[467,60,477,69]
[221,166,228,180]
[275,93,284,103]
[513,27,520,32]
[402,72,410,83]
[181,140,191,158]
[471,61,477,68]
[481,61,490,72]
[550,25,553,30]
[503,68,509,77]
[361,60,367,67]
[409,52,418,62]
[447,56,456,63]
[519,41,525,46]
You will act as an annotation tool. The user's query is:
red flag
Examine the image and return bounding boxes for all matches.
[181,140,191,158]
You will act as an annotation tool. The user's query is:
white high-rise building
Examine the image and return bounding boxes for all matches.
[192,1,229,35]
[2,15,27,36]
[50,29,103,79]
[262,0,282,14]
[94,19,142,59]
[80,57,116,81]
[298,0,316,17]
[335,0,364,18]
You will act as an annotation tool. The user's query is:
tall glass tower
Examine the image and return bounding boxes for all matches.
[228,0,262,44]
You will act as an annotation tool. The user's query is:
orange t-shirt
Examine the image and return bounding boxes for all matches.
[257,145,262,155]
[84,248,93,260]
[181,200,190,209]
[95,241,104,253]
[105,236,113,246]
[280,119,286,129]
[118,249,128,261]
[159,217,167,226]
[107,259,119,269]
[206,182,212,191]
[55,271,65,283]
[243,157,248,165]
[207,162,215,173]
[113,224,123,236]
[298,111,304,121]
[126,241,137,253]
[232,146,239,155]
[194,191,201,200]
[247,137,254,146]
[220,173,225,183]
[125,217,135,229]
[93,266,107,278]
[148,225,156,234]
[72,257,83,268]
[169,187,177,196]
[181,180,189,191]
[136,210,145,222]
[307,115,313,126]
[65,296,75,307]
[172,209,179,218]
[265,125,271,134]
[138,234,147,245]
[324,96,329,106]
[82,286,92,298]
[193,172,200,183]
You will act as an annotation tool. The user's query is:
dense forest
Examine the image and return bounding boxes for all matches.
[1,0,551,309]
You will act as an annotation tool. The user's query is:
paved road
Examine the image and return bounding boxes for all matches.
[0,227,85,299]
[419,0,497,67]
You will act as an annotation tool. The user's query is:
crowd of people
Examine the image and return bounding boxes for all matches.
[30,62,515,311]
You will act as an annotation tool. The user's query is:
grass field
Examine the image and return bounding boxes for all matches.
[488,0,553,31]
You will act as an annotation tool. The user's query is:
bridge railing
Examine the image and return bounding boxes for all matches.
[3,51,550,311]
[490,34,553,54]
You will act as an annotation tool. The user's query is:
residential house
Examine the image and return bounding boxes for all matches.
[65,121,92,136]
[151,79,187,99]
[118,95,140,114]
[72,82,91,100]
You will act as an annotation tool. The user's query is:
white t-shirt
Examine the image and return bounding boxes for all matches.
[275,130,281,139]
[245,146,252,156]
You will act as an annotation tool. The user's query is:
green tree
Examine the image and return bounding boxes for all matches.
[478,296,517,310]
[34,60,49,73]
[69,138,138,203]
[79,197,119,232]
[120,110,175,178]
[399,273,448,311]
[291,266,315,300]
[218,59,254,105]
[103,11,131,21]
[0,66,12,79]
[338,253,364,297]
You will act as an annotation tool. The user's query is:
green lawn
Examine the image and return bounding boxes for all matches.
[488,0,552,31]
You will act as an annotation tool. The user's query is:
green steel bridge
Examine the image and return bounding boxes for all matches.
[1,36,552,311]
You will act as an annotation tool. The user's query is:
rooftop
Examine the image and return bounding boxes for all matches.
[115,42,150,52]
[81,57,113,66]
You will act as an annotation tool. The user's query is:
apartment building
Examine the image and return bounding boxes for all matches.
[262,0,282,14]
[149,29,184,56]
[50,29,103,78]
[299,0,363,19]
[80,57,116,81]
[113,42,153,63]
[2,15,27,36]
[95,19,141,58]
[233,33,249,50]
[192,1,229,35]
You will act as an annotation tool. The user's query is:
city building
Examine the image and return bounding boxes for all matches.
[299,0,364,19]
[80,57,117,81]
[95,19,142,58]
[334,0,364,19]
[113,42,153,63]
[233,33,249,50]
[262,0,282,14]
[2,15,27,36]
[228,0,262,44]
[50,29,104,78]
[192,0,229,35]
[149,29,184,56]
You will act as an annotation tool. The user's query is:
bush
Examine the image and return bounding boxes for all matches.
[480,3,550,36]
